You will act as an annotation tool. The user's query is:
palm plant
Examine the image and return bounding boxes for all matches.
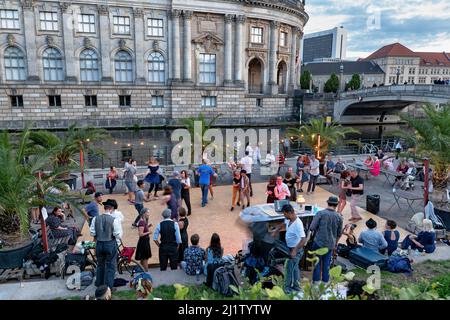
[181,113,223,162]
[392,104,450,191]
[0,130,76,238]
[29,124,110,183]
[287,118,360,159]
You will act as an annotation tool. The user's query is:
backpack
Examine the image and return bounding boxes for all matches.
[80,270,94,288]
[212,265,239,297]
[387,256,413,274]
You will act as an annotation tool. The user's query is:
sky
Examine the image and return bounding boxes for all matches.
[303,0,450,60]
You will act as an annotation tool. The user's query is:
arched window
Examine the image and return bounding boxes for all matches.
[4,46,26,81]
[115,50,133,82]
[248,58,263,94]
[148,52,165,83]
[43,47,64,81]
[80,48,99,82]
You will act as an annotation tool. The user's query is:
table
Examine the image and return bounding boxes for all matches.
[380,169,405,186]
[388,189,424,215]
[239,202,318,224]
[348,163,371,175]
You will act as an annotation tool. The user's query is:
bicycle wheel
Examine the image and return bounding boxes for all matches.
[118,258,143,275]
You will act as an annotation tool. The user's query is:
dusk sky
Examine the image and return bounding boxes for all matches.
[303,0,450,60]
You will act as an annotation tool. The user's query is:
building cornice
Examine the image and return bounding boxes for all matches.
[230,0,308,23]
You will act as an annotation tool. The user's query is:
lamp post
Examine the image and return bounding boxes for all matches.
[423,158,430,214]
[339,64,344,92]
[396,66,401,85]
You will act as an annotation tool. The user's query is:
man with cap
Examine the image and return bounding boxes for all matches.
[309,196,343,284]
[358,218,387,252]
[153,209,182,271]
[90,199,122,290]
[168,171,183,207]
[271,204,307,293]
[83,192,103,227]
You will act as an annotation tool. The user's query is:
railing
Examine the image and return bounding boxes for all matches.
[340,84,450,99]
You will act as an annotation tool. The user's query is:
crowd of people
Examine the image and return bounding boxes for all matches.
[78,148,438,299]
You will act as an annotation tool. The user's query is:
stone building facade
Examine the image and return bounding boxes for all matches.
[0,0,308,129]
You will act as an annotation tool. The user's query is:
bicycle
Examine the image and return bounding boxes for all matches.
[381,140,396,153]
[361,143,378,155]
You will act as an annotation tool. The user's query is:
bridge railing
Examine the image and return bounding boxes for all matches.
[340,84,450,99]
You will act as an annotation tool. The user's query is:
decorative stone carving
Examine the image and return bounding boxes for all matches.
[83,37,92,48]
[133,8,144,18]
[152,40,159,51]
[118,39,126,49]
[236,15,246,24]
[97,5,109,15]
[270,21,281,29]
[169,9,181,19]
[183,10,193,20]
[224,14,234,23]
[46,35,54,46]
[192,32,224,53]
[60,2,70,13]
[7,34,15,46]
[21,0,33,10]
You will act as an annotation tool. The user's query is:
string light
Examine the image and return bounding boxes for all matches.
[153,145,157,148]
[127,143,131,147]
[114,141,118,145]
[140,141,144,146]
[85,138,90,142]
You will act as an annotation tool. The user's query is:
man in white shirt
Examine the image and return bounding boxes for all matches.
[272,204,307,294]
[240,151,253,196]
[307,154,320,195]
[90,199,122,290]
[109,199,124,234]
[245,143,254,158]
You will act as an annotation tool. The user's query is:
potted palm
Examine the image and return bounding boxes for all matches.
[392,104,450,218]
[0,130,77,268]
[287,118,360,173]
[29,124,110,188]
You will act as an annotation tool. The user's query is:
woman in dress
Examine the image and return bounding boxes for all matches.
[180,170,192,216]
[381,220,400,256]
[266,175,277,204]
[105,166,118,194]
[178,208,189,263]
[231,170,241,211]
[145,157,161,200]
[337,170,351,214]
[161,185,179,221]
[370,156,381,178]
[135,208,152,272]
[204,233,224,276]
[46,207,78,245]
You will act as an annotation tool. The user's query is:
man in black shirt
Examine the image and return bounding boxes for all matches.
[346,169,364,222]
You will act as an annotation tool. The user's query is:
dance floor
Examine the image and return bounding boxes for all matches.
[80,183,409,266]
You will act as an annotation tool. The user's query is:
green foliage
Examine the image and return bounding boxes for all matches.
[300,70,312,90]
[389,104,450,190]
[29,124,110,174]
[287,118,360,157]
[324,73,340,93]
[346,74,361,91]
[431,273,450,299]
[0,129,79,237]
[174,284,190,300]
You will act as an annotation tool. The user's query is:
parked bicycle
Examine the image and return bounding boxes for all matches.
[361,143,378,155]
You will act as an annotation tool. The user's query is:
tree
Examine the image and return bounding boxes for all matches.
[0,130,74,238]
[287,118,360,159]
[324,73,340,93]
[347,74,361,91]
[29,124,110,180]
[181,113,223,162]
[392,104,450,191]
[300,70,312,90]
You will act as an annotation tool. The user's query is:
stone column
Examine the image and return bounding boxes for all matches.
[170,9,181,83]
[288,26,299,92]
[182,10,193,83]
[234,15,246,85]
[296,30,303,88]
[22,0,39,81]
[223,14,233,85]
[98,5,112,82]
[269,21,280,94]
[134,8,145,83]
[61,3,76,82]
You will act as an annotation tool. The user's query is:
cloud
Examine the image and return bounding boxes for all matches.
[304,0,450,59]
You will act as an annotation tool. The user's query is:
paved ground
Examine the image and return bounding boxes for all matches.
[1,156,449,300]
